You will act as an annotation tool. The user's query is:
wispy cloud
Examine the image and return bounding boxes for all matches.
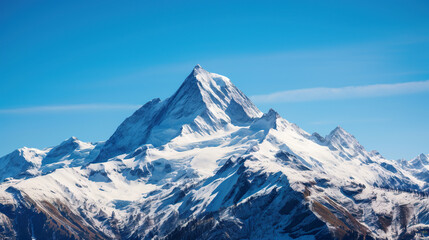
[309,118,388,126]
[251,80,429,103]
[0,104,141,114]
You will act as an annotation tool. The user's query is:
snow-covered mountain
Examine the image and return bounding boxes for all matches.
[0,65,428,240]
[396,154,429,193]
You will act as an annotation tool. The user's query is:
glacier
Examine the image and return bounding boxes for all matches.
[0,65,428,240]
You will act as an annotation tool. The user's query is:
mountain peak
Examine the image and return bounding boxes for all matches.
[95,66,262,162]
[0,147,45,181]
[267,108,280,118]
[331,126,346,134]
[410,153,429,167]
[249,108,280,132]
[43,137,82,165]
[64,136,79,143]
[57,136,80,148]
[326,126,351,141]
[177,65,262,121]
[186,64,231,90]
[191,64,204,76]
[325,126,365,156]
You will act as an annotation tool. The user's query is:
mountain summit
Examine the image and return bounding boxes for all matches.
[95,65,262,162]
[0,66,428,240]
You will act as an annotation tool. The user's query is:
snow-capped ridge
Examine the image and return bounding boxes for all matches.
[249,108,280,132]
[416,153,429,163]
[326,126,362,149]
[0,136,101,182]
[310,132,326,144]
[43,136,94,166]
[0,147,46,181]
[95,65,263,162]
[318,125,371,162]
[266,108,280,118]
[93,98,163,163]
[325,126,348,140]
[409,153,429,168]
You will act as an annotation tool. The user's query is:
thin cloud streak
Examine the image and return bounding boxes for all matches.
[251,80,429,103]
[309,118,388,126]
[0,104,141,114]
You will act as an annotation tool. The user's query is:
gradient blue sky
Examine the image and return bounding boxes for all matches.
[1,0,428,159]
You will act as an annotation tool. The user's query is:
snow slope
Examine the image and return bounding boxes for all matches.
[0,65,428,240]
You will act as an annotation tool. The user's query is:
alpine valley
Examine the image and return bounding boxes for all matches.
[0,65,428,240]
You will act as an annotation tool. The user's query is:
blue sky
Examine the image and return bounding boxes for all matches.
[1,0,428,159]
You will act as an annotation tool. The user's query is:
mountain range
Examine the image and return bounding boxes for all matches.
[0,65,428,240]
